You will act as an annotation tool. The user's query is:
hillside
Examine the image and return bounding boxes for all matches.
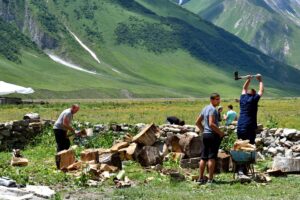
[180,0,300,69]
[1,0,300,98]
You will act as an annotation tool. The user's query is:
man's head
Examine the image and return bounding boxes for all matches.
[71,104,80,114]
[247,88,256,96]
[210,93,221,107]
[228,104,233,110]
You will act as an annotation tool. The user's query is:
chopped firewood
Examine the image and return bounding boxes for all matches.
[132,123,158,146]
[11,157,28,167]
[100,164,118,172]
[110,142,129,152]
[55,149,76,170]
[67,161,82,171]
[233,140,256,151]
[81,149,99,163]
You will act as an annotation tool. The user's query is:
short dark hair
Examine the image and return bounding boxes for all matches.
[210,93,220,100]
[228,104,233,109]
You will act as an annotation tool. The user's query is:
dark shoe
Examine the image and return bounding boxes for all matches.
[197,178,207,185]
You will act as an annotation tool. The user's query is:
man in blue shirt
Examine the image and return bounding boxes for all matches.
[237,74,264,144]
[236,74,264,181]
[196,93,225,184]
[224,105,237,126]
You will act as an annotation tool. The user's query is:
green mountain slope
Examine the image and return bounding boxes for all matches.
[0,0,300,98]
[181,0,300,69]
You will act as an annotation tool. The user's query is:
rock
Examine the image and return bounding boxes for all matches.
[275,146,285,154]
[25,185,55,199]
[268,147,277,156]
[285,149,293,158]
[132,123,158,146]
[279,137,287,145]
[0,129,10,137]
[260,130,269,138]
[283,141,294,148]
[55,149,76,170]
[274,128,283,137]
[264,137,275,146]
[291,144,300,152]
[137,146,162,167]
[283,128,297,138]
[272,156,300,172]
[269,128,277,134]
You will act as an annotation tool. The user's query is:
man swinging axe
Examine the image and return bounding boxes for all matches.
[235,72,264,181]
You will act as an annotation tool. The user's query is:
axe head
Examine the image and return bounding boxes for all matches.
[234,71,241,80]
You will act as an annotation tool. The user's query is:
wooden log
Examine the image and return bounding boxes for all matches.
[118,143,138,161]
[137,146,162,167]
[215,152,231,173]
[67,161,82,171]
[11,157,28,167]
[179,135,202,158]
[100,164,118,172]
[153,141,169,157]
[55,149,75,170]
[166,135,183,153]
[272,157,300,172]
[132,123,157,146]
[110,142,129,152]
[81,149,99,163]
[99,152,122,170]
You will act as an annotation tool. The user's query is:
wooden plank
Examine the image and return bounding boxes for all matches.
[132,123,157,146]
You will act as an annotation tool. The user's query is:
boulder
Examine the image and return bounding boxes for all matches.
[272,156,300,172]
[274,128,283,137]
[291,144,300,152]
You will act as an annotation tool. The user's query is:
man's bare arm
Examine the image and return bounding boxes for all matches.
[195,115,204,133]
[256,74,264,96]
[242,75,252,94]
[63,117,75,135]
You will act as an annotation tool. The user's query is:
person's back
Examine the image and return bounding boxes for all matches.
[225,106,237,125]
[201,105,219,134]
[53,108,73,131]
[237,94,260,131]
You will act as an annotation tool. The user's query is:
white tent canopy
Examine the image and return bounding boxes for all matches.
[0,81,34,95]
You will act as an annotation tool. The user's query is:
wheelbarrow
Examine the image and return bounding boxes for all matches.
[230,150,256,179]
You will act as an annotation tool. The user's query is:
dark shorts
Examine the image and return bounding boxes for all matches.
[201,133,222,161]
[54,129,70,152]
[237,128,256,144]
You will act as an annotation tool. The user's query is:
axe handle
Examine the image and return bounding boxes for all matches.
[240,74,260,79]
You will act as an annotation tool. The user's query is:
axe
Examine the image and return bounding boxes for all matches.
[234,71,261,80]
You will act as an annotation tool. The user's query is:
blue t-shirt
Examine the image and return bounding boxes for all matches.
[237,94,260,131]
[200,104,219,134]
[225,110,237,125]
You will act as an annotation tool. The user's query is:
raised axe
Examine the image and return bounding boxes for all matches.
[234,71,261,80]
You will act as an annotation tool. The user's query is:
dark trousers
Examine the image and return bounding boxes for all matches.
[54,129,70,152]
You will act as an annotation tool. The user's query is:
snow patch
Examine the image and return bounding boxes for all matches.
[68,29,101,64]
[234,18,242,29]
[47,53,99,75]
[283,39,290,55]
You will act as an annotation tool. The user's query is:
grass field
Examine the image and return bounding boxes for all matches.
[1,98,300,199]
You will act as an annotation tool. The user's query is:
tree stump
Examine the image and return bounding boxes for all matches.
[81,149,99,163]
[137,146,162,167]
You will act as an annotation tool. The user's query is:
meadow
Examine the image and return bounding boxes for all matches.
[0,98,300,199]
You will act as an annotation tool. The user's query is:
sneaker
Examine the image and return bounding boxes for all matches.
[207,179,216,184]
[237,174,251,183]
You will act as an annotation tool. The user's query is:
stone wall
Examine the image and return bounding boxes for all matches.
[0,119,51,151]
